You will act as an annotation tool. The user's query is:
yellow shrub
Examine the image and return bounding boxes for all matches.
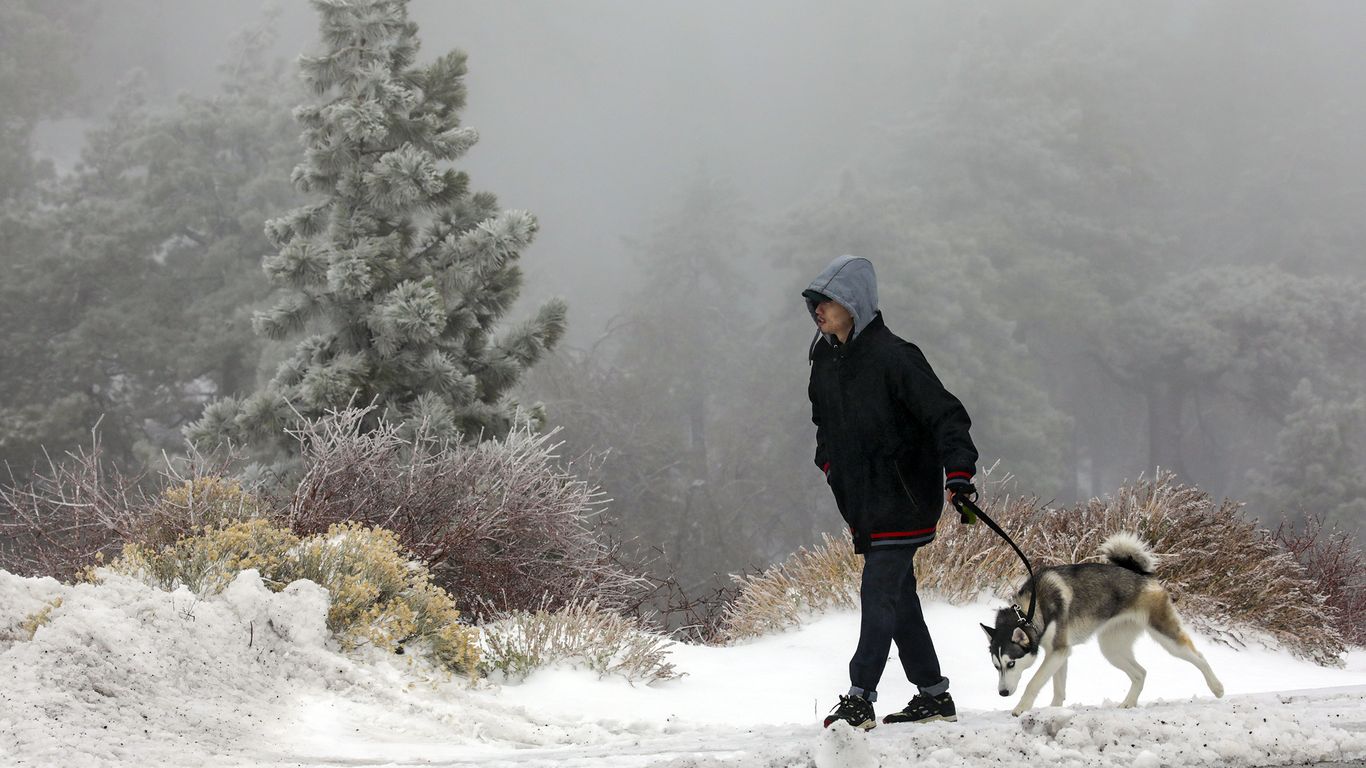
[143,476,267,549]
[292,523,479,674]
[108,519,479,674]
[20,598,64,639]
[115,518,299,594]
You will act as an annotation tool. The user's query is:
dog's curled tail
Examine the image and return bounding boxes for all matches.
[1098,532,1157,575]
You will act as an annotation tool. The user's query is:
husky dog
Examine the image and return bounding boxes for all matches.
[981,532,1224,716]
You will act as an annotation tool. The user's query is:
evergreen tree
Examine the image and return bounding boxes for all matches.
[1,20,299,472]
[0,0,88,201]
[1249,380,1366,539]
[519,172,765,589]
[610,173,754,575]
[0,1,90,467]
[1100,267,1366,494]
[187,0,566,462]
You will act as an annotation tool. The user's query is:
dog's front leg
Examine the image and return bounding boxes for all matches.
[1012,647,1071,716]
[1050,658,1068,707]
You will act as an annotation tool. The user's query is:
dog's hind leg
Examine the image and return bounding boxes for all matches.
[1012,647,1071,716]
[1097,624,1146,708]
[1143,592,1225,698]
[1049,658,1068,707]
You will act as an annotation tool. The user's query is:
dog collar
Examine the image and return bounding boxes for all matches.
[1011,603,1039,634]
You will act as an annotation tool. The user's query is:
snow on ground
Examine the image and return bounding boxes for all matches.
[1,568,1364,767]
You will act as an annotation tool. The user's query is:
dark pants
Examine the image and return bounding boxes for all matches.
[848,545,948,702]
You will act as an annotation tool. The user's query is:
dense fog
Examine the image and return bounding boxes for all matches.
[6,0,1365,591]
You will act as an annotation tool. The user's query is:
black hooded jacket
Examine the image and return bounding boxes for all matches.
[805,257,978,554]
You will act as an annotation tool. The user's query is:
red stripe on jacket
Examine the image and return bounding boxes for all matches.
[870,527,938,540]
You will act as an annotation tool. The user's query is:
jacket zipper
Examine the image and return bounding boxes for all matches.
[893,462,920,511]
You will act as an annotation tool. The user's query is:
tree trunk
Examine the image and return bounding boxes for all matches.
[1146,381,1188,478]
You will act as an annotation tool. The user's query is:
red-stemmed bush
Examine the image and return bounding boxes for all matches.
[1276,512,1366,647]
[283,407,647,619]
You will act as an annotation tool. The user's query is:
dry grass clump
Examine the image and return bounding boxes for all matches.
[722,474,1347,665]
[717,532,860,643]
[911,493,1043,602]
[480,600,678,684]
[933,474,1345,665]
[108,519,479,674]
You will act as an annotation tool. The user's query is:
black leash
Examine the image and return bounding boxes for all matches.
[950,493,1039,629]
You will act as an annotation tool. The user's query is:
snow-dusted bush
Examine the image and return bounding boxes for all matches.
[140,476,273,549]
[108,519,479,674]
[283,407,646,620]
[291,522,477,671]
[0,444,145,581]
[114,519,297,595]
[722,474,1347,665]
[0,445,273,581]
[1276,512,1366,647]
[479,600,677,684]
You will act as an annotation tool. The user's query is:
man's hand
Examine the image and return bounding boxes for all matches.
[946,481,978,524]
[945,481,977,503]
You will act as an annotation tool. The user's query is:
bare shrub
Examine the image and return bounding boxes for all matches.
[624,569,747,645]
[479,600,678,684]
[722,474,1346,665]
[0,442,147,581]
[606,540,757,644]
[0,438,275,581]
[1276,513,1366,648]
[284,407,646,620]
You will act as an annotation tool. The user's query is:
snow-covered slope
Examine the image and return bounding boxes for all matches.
[2,569,1363,767]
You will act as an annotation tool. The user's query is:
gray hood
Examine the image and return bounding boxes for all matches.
[803,255,879,342]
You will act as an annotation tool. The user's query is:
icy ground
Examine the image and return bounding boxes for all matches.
[1,568,1363,767]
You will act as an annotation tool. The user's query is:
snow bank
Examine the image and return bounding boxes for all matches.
[1,570,1363,767]
[0,569,585,767]
[0,569,343,766]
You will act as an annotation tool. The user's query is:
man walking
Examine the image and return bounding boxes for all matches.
[803,254,979,729]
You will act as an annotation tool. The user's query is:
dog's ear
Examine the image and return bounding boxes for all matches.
[1012,627,1032,647]
[981,623,995,639]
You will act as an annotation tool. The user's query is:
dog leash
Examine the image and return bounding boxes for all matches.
[950,494,1039,629]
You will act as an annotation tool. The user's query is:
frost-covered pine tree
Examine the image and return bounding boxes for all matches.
[188,0,565,461]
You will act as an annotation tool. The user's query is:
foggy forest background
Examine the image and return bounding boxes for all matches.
[3,0,1365,598]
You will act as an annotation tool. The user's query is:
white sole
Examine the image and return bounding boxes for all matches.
[884,714,958,724]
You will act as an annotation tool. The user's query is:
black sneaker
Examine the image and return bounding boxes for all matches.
[882,692,957,724]
[823,694,877,730]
